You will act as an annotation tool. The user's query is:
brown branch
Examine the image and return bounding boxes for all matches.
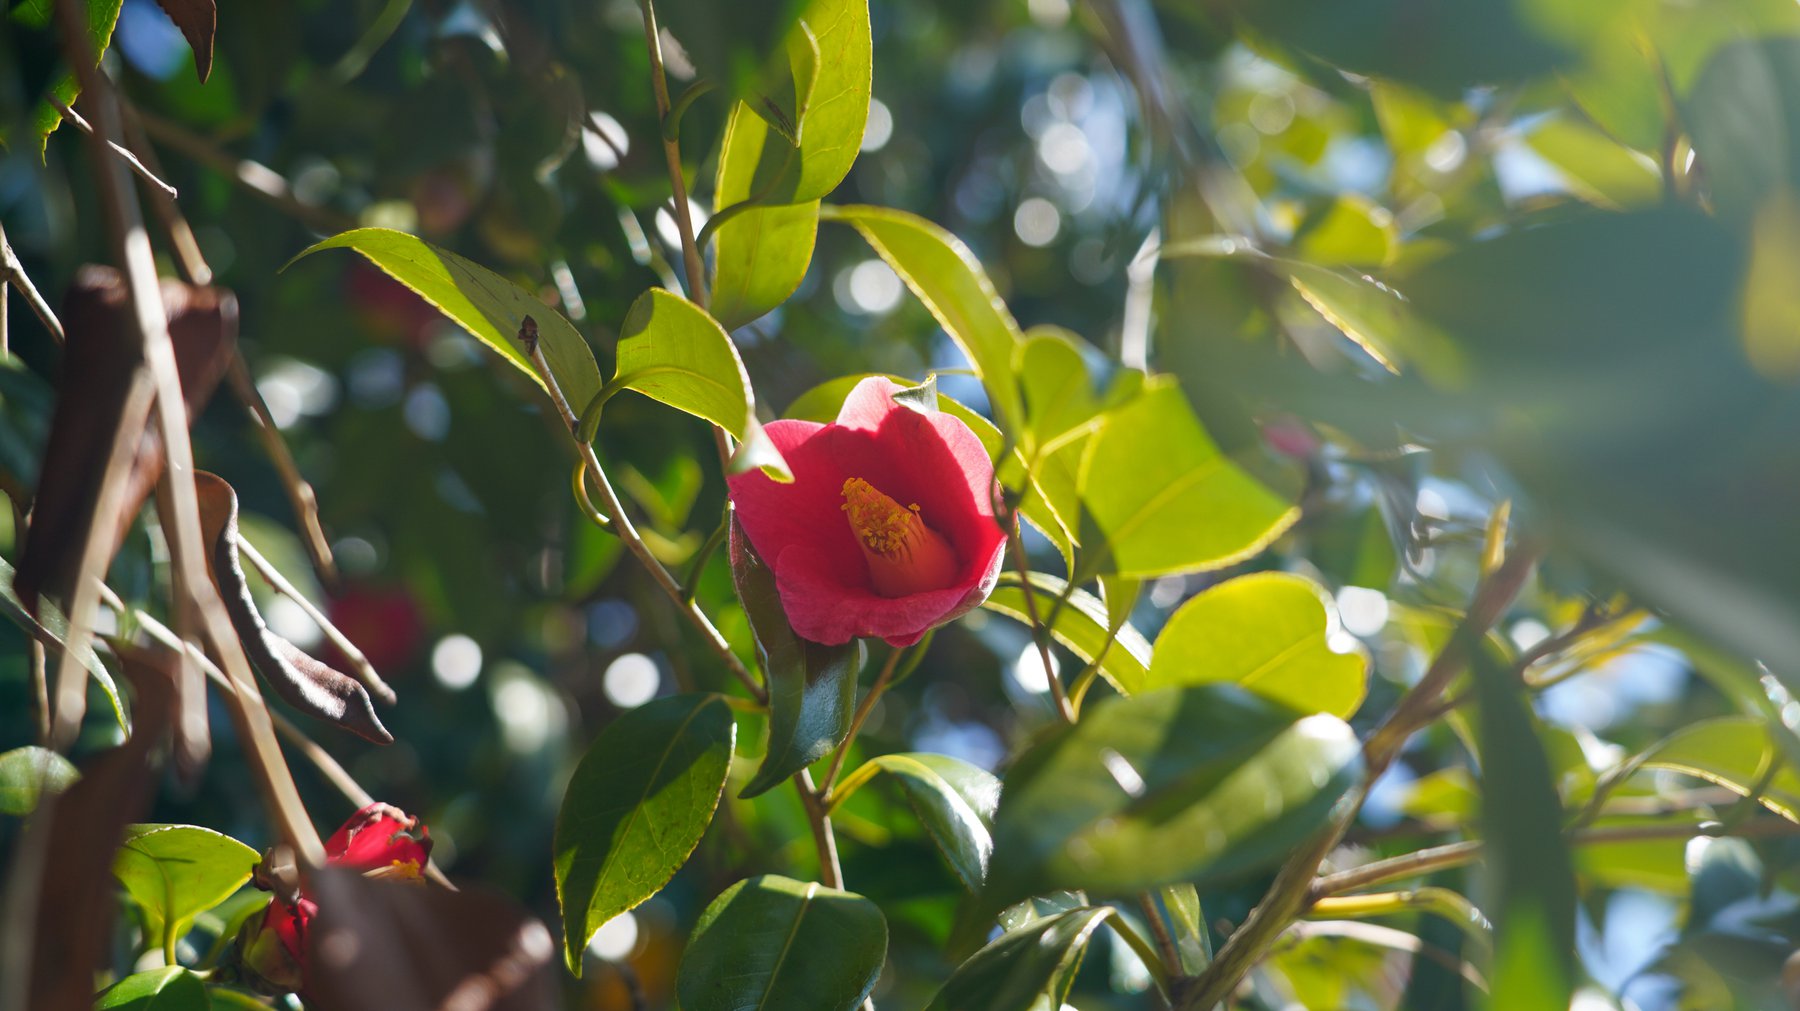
[0,223,64,344]
[134,108,356,234]
[47,97,179,200]
[638,0,709,308]
[224,357,341,584]
[819,647,902,799]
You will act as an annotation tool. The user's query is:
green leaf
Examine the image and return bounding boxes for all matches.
[710,103,820,331]
[0,554,126,731]
[554,692,736,973]
[824,206,1025,429]
[731,518,862,799]
[0,746,79,816]
[1684,37,1800,221]
[1147,572,1368,719]
[113,825,259,946]
[1526,115,1662,210]
[1627,716,1800,822]
[926,906,1114,1011]
[747,0,873,204]
[612,288,789,479]
[27,0,124,155]
[1160,884,1212,975]
[858,752,1001,891]
[677,875,887,1011]
[1077,378,1297,580]
[984,685,1361,909]
[654,0,809,143]
[95,967,210,1010]
[1292,194,1397,267]
[1013,329,1099,544]
[1472,649,1576,1010]
[288,229,603,412]
[981,571,1150,696]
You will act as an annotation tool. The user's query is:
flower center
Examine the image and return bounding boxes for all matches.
[841,477,959,597]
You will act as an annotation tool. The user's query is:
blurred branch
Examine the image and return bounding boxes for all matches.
[134,108,356,234]
[56,0,324,863]
[638,0,710,309]
[0,222,65,344]
[224,357,341,584]
[46,97,179,200]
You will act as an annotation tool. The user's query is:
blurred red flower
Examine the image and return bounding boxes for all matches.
[727,377,1006,647]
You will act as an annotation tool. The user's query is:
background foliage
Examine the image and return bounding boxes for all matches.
[7,0,1800,1008]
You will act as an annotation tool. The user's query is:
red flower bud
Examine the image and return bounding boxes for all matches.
[726,378,1007,647]
[323,802,432,878]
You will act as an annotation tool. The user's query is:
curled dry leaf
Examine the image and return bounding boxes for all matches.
[305,867,559,1011]
[151,0,217,81]
[14,644,175,1011]
[194,471,393,744]
[16,266,236,612]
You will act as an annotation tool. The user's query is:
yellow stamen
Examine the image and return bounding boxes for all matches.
[841,477,959,596]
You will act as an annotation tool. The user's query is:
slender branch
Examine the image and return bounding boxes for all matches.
[1175,543,1541,1010]
[47,97,179,200]
[56,6,323,862]
[517,320,765,704]
[1006,528,1075,723]
[819,647,903,799]
[1139,893,1184,983]
[118,104,211,285]
[795,769,844,887]
[236,532,393,704]
[134,108,356,234]
[638,0,709,308]
[225,357,340,584]
[0,223,65,344]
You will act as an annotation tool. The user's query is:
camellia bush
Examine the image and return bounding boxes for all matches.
[7,0,1800,1008]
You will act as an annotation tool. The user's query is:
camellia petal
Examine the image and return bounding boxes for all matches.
[728,377,1006,646]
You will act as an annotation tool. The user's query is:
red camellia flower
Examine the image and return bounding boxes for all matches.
[727,377,1007,647]
[242,803,432,993]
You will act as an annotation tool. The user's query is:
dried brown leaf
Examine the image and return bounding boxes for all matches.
[151,0,217,81]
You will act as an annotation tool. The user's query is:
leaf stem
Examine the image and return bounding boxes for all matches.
[1005,527,1075,723]
[819,647,904,801]
[517,320,766,704]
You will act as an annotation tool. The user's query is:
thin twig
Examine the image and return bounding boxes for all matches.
[134,108,356,234]
[1175,543,1542,1011]
[819,647,902,799]
[224,357,340,584]
[518,319,766,704]
[47,97,180,200]
[1139,893,1184,982]
[0,223,64,344]
[56,5,323,862]
[638,0,709,308]
[236,531,394,704]
[1006,529,1076,723]
[118,104,211,285]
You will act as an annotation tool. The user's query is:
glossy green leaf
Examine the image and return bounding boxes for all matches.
[1161,883,1212,975]
[0,746,79,816]
[1078,378,1297,580]
[677,875,886,1011]
[746,0,873,203]
[289,228,603,411]
[654,0,808,142]
[0,555,126,731]
[27,0,124,155]
[1526,116,1661,210]
[732,519,862,798]
[858,752,1001,891]
[554,692,736,973]
[984,685,1361,908]
[1293,194,1397,267]
[824,206,1025,429]
[1472,649,1575,1011]
[1014,329,1098,542]
[926,906,1114,1011]
[1628,716,1800,821]
[1147,572,1368,719]
[113,825,259,945]
[96,967,210,1010]
[711,103,820,331]
[982,571,1150,696]
[612,288,789,478]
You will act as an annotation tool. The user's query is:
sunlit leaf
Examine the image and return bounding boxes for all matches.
[554,693,736,973]
[1526,115,1661,209]
[824,206,1025,429]
[677,875,886,1011]
[926,906,1114,1011]
[984,685,1361,908]
[711,103,820,331]
[982,571,1150,696]
[1293,193,1397,266]
[95,967,210,1010]
[0,555,123,731]
[0,746,79,816]
[1147,572,1368,719]
[1078,378,1297,580]
[857,752,1000,891]
[612,288,789,478]
[1625,716,1800,822]
[27,0,124,154]
[113,825,258,946]
[289,228,604,412]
